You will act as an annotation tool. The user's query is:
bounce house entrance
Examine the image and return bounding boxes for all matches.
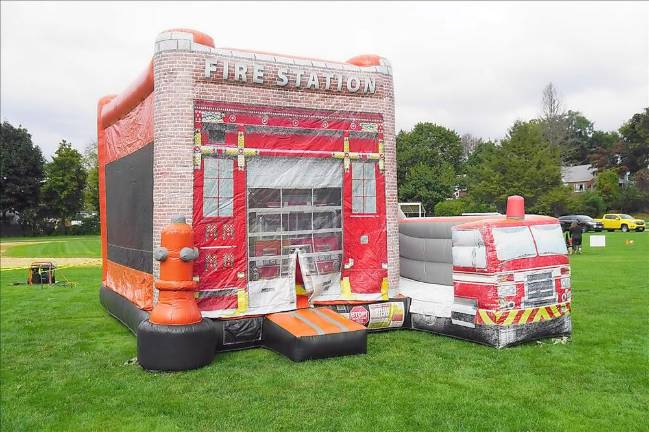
[247,157,344,305]
[193,154,345,317]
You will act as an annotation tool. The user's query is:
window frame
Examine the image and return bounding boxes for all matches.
[452,229,487,269]
[491,226,538,262]
[530,224,568,256]
[351,161,377,215]
[203,157,234,218]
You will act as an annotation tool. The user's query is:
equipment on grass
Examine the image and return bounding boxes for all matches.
[28,261,56,285]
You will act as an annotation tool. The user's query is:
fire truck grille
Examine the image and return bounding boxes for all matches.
[523,272,555,307]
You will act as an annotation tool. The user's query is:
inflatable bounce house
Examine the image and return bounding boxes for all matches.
[98,29,572,371]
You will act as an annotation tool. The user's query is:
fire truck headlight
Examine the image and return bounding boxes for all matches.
[561,278,571,289]
[498,284,516,297]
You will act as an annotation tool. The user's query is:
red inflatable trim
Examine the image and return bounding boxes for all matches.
[97,95,115,281]
[346,54,382,67]
[103,93,154,164]
[105,260,154,310]
[100,60,154,128]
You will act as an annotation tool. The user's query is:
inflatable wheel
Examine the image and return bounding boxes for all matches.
[137,319,217,371]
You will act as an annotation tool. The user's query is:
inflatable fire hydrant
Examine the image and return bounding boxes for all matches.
[137,216,216,371]
[150,216,201,325]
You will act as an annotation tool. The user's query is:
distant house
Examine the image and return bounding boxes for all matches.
[561,164,595,192]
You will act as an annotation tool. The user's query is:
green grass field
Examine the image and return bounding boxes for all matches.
[1,232,648,431]
[1,235,100,258]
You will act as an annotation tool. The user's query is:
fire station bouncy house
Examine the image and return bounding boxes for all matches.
[98,29,572,371]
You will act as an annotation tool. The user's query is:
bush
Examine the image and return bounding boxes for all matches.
[434,198,497,216]
[434,199,469,216]
[572,190,606,217]
[69,215,99,235]
[530,186,576,217]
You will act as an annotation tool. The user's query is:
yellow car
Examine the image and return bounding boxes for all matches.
[595,214,646,232]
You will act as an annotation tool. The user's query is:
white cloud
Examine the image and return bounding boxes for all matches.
[1,1,647,157]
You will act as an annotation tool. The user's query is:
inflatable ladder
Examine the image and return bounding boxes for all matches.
[263,308,367,362]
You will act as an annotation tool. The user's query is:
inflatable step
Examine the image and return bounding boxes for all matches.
[263,308,367,362]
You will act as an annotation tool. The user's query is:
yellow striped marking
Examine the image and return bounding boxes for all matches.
[549,304,561,318]
[341,277,352,300]
[479,309,495,325]
[503,309,519,325]
[518,308,533,324]
[477,302,570,326]
[380,277,389,300]
[532,307,551,323]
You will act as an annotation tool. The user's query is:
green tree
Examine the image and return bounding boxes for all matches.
[540,108,595,165]
[465,140,498,169]
[630,169,649,212]
[0,122,45,222]
[618,108,649,174]
[396,123,463,213]
[562,110,594,165]
[589,131,621,171]
[616,185,644,212]
[530,186,576,216]
[83,142,99,213]
[398,162,456,214]
[572,190,606,217]
[467,120,561,212]
[594,169,621,210]
[41,140,87,229]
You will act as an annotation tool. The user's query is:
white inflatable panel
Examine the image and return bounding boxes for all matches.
[398,276,454,318]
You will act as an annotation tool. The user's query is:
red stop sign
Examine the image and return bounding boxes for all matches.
[349,306,369,326]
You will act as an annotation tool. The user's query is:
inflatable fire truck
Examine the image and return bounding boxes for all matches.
[98,29,571,371]
[400,196,572,348]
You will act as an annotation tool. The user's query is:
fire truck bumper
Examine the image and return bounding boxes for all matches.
[410,302,573,348]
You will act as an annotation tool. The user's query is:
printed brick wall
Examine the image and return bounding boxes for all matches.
[152,52,196,278]
[152,37,399,291]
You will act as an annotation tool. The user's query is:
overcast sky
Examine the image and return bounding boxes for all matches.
[1,1,647,158]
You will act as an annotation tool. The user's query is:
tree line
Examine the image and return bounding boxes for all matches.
[0,122,98,235]
[1,83,647,236]
[397,84,649,217]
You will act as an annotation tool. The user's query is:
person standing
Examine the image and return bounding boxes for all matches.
[564,227,573,255]
[569,222,583,254]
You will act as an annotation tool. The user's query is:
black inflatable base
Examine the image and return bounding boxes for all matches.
[99,284,149,334]
[410,313,572,348]
[213,317,264,352]
[137,319,217,371]
[262,318,367,362]
[101,284,572,370]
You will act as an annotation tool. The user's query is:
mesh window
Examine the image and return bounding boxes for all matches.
[203,157,233,217]
[351,161,377,214]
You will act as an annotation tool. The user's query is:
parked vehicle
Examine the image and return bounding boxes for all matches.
[595,214,646,232]
[558,215,603,233]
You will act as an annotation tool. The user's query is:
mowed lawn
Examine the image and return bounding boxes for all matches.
[1,232,648,431]
[1,235,101,258]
